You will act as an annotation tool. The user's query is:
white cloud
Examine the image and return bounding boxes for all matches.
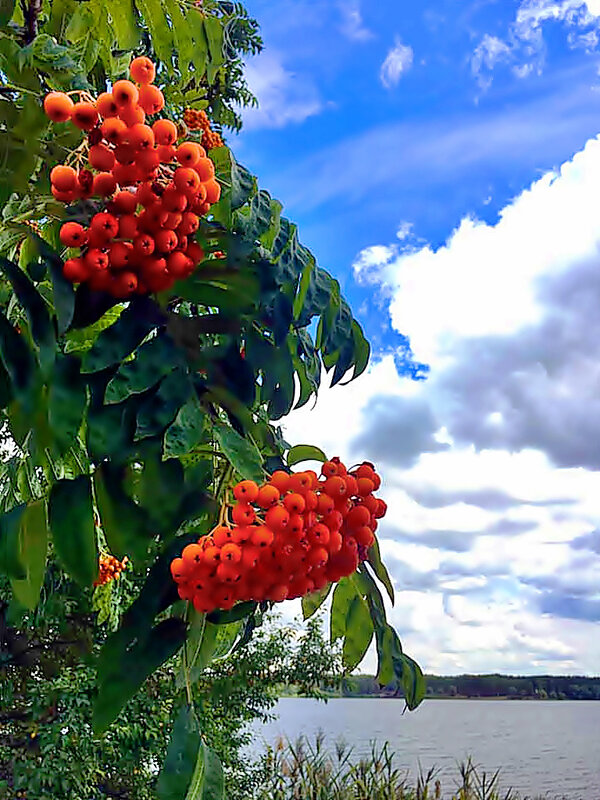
[242,50,322,130]
[338,0,373,41]
[380,38,414,88]
[473,0,600,87]
[282,134,600,674]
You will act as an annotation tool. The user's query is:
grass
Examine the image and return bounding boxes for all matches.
[249,734,568,800]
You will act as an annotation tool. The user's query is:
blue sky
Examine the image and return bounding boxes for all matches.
[234,1,600,675]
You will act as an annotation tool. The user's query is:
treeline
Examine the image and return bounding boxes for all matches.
[341,674,600,700]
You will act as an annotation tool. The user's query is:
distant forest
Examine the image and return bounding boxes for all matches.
[341,674,600,700]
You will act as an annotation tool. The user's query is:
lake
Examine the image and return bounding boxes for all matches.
[252,698,600,799]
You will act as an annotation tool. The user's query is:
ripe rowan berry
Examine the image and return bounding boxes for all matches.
[269,470,290,494]
[241,545,260,569]
[194,157,215,182]
[354,526,374,547]
[109,241,134,269]
[233,480,260,503]
[186,241,204,265]
[89,143,115,171]
[130,56,156,84]
[112,79,139,108]
[284,493,306,515]
[138,84,164,114]
[346,505,371,529]
[268,584,289,603]
[344,475,358,497]
[317,494,335,516]
[182,543,203,565]
[157,144,177,163]
[63,257,89,283]
[166,251,193,279]
[265,505,290,533]
[153,119,178,145]
[71,101,99,130]
[117,214,138,239]
[84,249,109,272]
[307,523,330,547]
[96,92,119,118]
[356,464,376,481]
[212,526,232,547]
[217,561,241,583]
[356,477,375,497]
[255,484,280,509]
[44,91,74,122]
[323,510,343,531]
[174,167,201,197]
[328,530,343,554]
[178,211,199,235]
[176,142,202,167]
[204,179,221,204]
[308,547,329,568]
[221,542,242,563]
[59,222,87,247]
[50,165,78,192]
[101,117,128,144]
[90,211,119,240]
[154,229,178,253]
[324,476,346,497]
[162,188,188,213]
[251,525,274,548]
[129,123,155,150]
[232,503,256,526]
[93,172,117,196]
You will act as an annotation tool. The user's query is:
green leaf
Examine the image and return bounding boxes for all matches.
[45,248,74,334]
[330,577,357,642]
[213,422,264,482]
[48,476,97,587]
[157,706,202,800]
[82,297,163,373]
[135,368,193,440]
[104,0,140,49]
[105,332,178,404]
[136,0,173,63]
[0,310,36,401]
[206,601,257,626]
[164,395,207,457]
[198,746,224,800]
[65,305,124,354]
[93,617,187,733]
[48,355,87,451]
[0,0,16,26]
[367,537,394,604]
[230,157,256,211]
[287,444,327,467]
[94,464,153,564]
[0,505,26,580]
[302,582,332,620]
[10,500,48,609]
[401,652,427,711]
[342,594,374,671]
[0,257,55,372]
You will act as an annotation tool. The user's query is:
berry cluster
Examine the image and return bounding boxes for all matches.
[170,458,387,613]
[183,108,224,149]
[94,554,128,587]
[44,57,221,298]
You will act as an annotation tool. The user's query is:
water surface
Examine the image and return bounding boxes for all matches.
[253,697,600,799]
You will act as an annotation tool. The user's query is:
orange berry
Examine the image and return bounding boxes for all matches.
[101,117,128,145]
[195,157,215,181]
[50,165,78,192]
[138,84,164,115]
[113,79,139,108]
[71,101,98,131]
[128,123,155,150]
[308,547,329,568]
[119,104,146,127]
[269,470,290,493]
[354,526,375,547]
[213,526,232,547]
[153,119,178,146]
[96,92,119,118]
[250,525,274,548]
[288,473,312,495]
[356,477,375,497]
[221,542,242,563]
[324,476,346,497]
[268,584,289,603]
[283,493,306,515]
[109,241,134,269]
[130,56,156,84]
[356,463,376,481]
[176,141,202,166]
[92,172,117,197]
[133,234,155,257]
[231,503,256,526]
[84,249,109,272]
[154,228,178,253]
[346,505,371,529]
[265,505,290,532]
[63,257,89,283]
[307,523,330,547]
[157,144,176,163]
[186,241,204,265]
[174,167,201,197]
[89,143,115,171]
[256,484,280,509]
[90,211,119,240]
[233,480,259,503]
[203,179,221,204]
[44,91,74,122]
[178,211,199,235]
[182,543,204,565]
[111,270,138,298]
[59,222,87,247]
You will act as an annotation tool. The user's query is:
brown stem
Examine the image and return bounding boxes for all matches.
[21,0,42,44]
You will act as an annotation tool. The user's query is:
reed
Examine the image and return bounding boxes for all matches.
[249,735,568,800]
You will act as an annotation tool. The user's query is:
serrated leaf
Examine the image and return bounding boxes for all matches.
[135,368,193,441]
[0,504,26,580]
[94,617,187,733]
[157,706,202,800]
[136,0,173,63]
[330,577,357,642]
[105,332,178,404]
[164,395,207,457]
[10,500,47,609]
[287,444,327,467]
[0,310,36,402]
[206,601,257,626]
[302,582,332,620]
[48,355,87,451]
[342,594,373,671]
[213,422,264,482]
[367,537,394,604]
[48,476,97,587]
[82,297,163,373]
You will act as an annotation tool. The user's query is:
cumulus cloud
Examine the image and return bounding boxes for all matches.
[380,38,414,88]
[243,50,322,129]
[282,133,600,673]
